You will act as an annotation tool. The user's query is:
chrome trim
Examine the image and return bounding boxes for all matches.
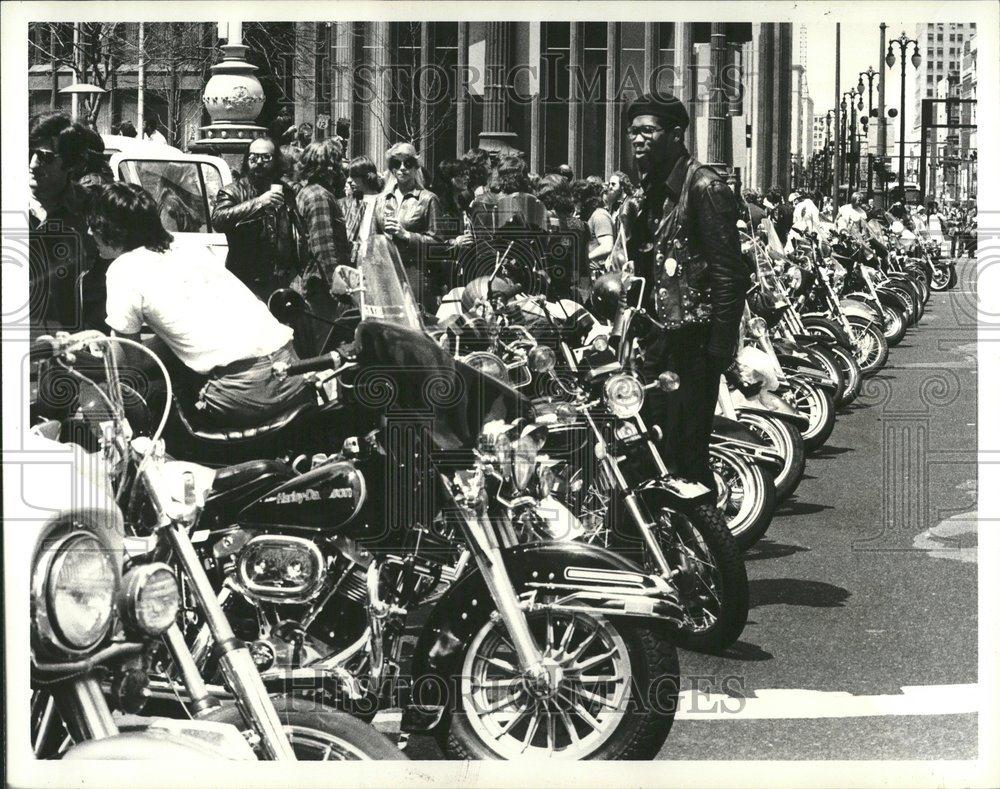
[235,534,327,604]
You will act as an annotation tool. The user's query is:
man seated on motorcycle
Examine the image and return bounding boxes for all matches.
[89,182,309,429]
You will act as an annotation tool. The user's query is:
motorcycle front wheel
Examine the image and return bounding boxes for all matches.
[825,343,863,406]
[881,304,906,346]
[787,378,836,451]
[737,411,806,501]
[709,447,776,548]
[206,696,408,760]
[930,263,957,291]
[441,612,679,760]
[847,317,889,377]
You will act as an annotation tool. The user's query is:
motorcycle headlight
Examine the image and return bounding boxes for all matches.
[120,563,180,636]
[603,374,645,418]
[748,316,768,339]
[512,426,548,491]
[463,352,509,383]
[33,531,119,653]
[786,266,803,291]
[528,345,557,373]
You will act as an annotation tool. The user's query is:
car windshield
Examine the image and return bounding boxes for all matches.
[356,235,424,332]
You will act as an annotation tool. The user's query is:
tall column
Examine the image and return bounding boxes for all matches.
[478,22,520,157]
[566,22,582,173]
[604,23,621,176]
[643,23,656,91]
[771,23,793,192]
[367,21,391,166]
[675,23,697,156]
[754,24,775,189]
[707,23,729,168]
[419,23,432,161]
[528,22,542,171]
[456,22,468,156]
[331,22,353,133]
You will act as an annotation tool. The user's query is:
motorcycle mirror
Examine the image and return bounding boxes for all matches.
[267,288,307,323]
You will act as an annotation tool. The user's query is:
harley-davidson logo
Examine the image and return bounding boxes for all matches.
[266,489,321,505]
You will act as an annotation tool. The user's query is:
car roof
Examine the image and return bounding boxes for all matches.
[101,134,185,158]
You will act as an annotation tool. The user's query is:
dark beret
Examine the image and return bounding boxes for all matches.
[626,92,689,130]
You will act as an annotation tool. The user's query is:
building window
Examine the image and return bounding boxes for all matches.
[542,22,570,170]
[582,22,608,176]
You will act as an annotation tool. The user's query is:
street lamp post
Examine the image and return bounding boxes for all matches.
[885,31,921,195]
[825,110,834,194]
[858,67,880,199]
[845,89,861,194]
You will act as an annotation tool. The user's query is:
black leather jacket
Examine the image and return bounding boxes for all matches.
[627,154,750,363]
[211,177,300,296]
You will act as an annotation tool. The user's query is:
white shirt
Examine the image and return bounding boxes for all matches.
[792,198,820,233]
[836,203,867,234]
[143,130,167,144]
[105,245,293,374]
[358,193,379,244]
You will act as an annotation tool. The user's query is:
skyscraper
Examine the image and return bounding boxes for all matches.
[911,23,976,139]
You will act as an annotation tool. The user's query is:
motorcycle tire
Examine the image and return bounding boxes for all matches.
[709,447,776,549]
[847,317,888,377]
[788,378,836,451]
[885,283,919,326]
[206,695,408,760]
[825,343,863,406]
[881,304,906,346]
[738,411,806,502]
[801,315,853,350]
[440,614,679,760]
[930,263,957,292]
[796,344,846,406]
[666,503,750,654]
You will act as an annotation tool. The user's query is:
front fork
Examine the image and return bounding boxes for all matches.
[446,470,547,684]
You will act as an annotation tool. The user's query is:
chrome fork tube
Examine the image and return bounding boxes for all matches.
[52,676,118,743]
[162,623,221,718]
[164,523,297,760]
[446,476,544,674]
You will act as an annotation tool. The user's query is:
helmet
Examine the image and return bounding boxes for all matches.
[589,272,624,323]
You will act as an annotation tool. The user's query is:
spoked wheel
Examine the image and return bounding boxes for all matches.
[847,318,888,377]
[787,378,836,451]
[443,611,678,760]
[825,343,863,405]
[798,344,846,405]
[881,304,906,346]
[737,411,806,501]
[709,447,776,548]
[206,696,407,760]
[930,263,957,291]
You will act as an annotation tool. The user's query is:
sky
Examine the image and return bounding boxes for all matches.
[801,21,919,120]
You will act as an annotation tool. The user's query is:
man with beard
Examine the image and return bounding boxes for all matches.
[622,92,749,499]
[211,137,301,300]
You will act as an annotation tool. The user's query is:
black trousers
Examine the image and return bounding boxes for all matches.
[639,324,723,500]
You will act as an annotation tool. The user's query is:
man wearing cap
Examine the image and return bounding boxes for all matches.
[623,92,750,500]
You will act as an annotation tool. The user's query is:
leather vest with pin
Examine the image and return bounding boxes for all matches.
[641,159,716,329]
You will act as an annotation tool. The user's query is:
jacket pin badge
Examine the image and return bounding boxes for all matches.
[664,257,678,277]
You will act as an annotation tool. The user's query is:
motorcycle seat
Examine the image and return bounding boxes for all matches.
[172,398,314,443]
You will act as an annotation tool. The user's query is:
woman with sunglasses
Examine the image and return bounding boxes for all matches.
[372,142,442,312]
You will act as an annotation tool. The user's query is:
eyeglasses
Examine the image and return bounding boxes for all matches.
[30,148,58,165]
[626,125,665,139]
[247,153,274,162]
[388,156,419,171]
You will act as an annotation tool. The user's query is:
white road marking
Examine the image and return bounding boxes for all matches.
[369,683,979,730]
[912,510,978,563]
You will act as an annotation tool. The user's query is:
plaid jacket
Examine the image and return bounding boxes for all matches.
[296,182,351,285]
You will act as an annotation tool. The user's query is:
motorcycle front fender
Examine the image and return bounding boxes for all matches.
[404,541,683,733]
[839,298,882,326]
[737,398,810,431]
[876,287,908,313]
[60,726,256,761]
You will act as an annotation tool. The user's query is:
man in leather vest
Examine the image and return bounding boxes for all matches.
[211,137,301,301]
[624,92,750,497]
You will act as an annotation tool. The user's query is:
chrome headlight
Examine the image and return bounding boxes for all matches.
[785,266,803,291]
[603,373,645,418]
[236,535,326,603]
[120,563,180,636]
[463,351,509,383]
[747,316,769,340]
[32,530,119,654]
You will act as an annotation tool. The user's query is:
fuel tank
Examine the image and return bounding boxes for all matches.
[239,457,366,532]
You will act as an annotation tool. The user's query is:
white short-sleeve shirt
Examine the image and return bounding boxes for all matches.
[105,245,294,374]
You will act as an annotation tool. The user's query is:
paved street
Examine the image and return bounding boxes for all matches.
[397,255,978,760]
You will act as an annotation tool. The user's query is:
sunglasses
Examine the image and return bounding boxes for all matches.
[30,148,58,165]
[247,153,274,162]
[388,156,419,171]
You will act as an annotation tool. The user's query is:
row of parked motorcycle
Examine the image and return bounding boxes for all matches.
[27,211,952,762]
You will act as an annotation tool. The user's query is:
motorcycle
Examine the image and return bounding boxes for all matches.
[29,332,408,762]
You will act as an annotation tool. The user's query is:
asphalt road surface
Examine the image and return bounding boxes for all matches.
[394,255,978,761]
